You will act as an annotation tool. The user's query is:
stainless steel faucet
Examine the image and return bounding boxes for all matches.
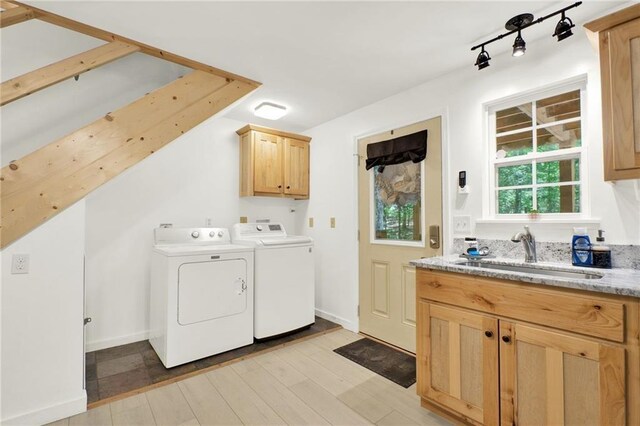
[511,225,537,263]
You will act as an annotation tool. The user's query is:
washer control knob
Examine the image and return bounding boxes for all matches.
[209,231,216,237]
[256,225,263,231]
[218,230,224,237]
[191,231,200,238]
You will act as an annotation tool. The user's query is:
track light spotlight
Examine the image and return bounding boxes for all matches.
[475,47,491,70]
[469,2,582,69]
[553,12,575,41]
[512,31,526,57]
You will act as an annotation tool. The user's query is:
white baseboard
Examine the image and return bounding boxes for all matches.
[2,391,86,426]
[315,309,358,333]
[86,330,149,352]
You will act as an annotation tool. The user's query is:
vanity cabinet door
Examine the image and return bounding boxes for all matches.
[417,301,499,425]
[499,321,626,426]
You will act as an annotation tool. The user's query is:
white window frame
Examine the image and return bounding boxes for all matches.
[486,78,589,220]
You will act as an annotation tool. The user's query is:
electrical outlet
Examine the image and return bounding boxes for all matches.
[453,215,471,235]
[330,217,336,228]
[239,216,248,224]
[11,254,29,274]
[308,217,314,228]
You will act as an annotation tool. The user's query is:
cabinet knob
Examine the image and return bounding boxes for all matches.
[278,185,282,188]
[484,331,493,338]
[502,335,511,344]
[286,186,290,189]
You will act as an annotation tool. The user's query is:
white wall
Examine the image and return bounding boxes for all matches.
[84,116,300,350]
[1,201,86,425]
[302,30,640,331]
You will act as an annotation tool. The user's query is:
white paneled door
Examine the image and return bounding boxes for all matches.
[358,117,442,353]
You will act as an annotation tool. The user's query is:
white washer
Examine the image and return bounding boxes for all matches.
[231,223,314,339]
[150,227,254,368]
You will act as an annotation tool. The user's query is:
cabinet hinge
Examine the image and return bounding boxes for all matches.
[357,305,360,317]
[357,230,360,241]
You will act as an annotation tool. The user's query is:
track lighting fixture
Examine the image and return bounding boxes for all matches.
[470,1,581,70]
[553,12,575,41]
[512,31,526,57]
[475,46,491,70]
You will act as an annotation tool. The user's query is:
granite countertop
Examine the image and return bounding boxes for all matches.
[411,255,640,298]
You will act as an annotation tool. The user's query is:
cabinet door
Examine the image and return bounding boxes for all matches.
[283,138,309,197]
[253,131,283,194]
[500,322,625,426]
[417,302,499,425]
[604,17,640,178]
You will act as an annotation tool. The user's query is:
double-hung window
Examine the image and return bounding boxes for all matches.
[489,82,586,217]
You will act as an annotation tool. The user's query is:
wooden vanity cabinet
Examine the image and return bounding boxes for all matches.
[237,124,310,199]
[416,269,638,426]
[585,4,640,180]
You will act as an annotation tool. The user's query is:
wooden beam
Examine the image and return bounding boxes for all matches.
[9,1,260,88]
[0,1,20,9]
[1,41,140,106]
[0,71,255,247]
[0,4,33,27]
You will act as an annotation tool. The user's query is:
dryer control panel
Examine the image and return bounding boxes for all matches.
[232,223,288,239]
[154,227,231,245]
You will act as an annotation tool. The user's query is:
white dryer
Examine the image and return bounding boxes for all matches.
[150,227,254,368]
[231,223,314,339]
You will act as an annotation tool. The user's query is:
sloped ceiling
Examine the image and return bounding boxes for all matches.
[26,1,627,132]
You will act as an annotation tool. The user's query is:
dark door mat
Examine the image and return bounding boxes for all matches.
[334,338,416,388]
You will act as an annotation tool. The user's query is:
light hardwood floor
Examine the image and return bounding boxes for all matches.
[49,329,450,426]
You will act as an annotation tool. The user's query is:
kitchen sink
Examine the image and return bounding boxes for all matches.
[455,261,604,280]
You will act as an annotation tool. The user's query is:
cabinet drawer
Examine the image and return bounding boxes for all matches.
[417,270,625,342]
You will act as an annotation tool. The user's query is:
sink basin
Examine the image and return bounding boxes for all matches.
[455,261,604,280]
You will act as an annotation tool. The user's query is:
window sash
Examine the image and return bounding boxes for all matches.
[489,84,586,217]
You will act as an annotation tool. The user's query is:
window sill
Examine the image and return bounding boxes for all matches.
[476,218,601,225]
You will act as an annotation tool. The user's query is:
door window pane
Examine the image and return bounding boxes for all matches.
[374,162,421,241]
[536,90,580,124]
[537,185,580,213]
[496,103,533,133]
[537,122,582,152]
[497,188,533,214]
[497,164,533,187]
[497,131,533,158]
[537,159,580,184]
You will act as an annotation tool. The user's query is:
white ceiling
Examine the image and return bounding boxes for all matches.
[28,1,626,133]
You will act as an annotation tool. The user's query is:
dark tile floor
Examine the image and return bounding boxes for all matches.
[86,316,340,404]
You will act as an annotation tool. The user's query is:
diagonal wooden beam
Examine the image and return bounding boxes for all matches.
[0,71,255,248]
[0,4,33,27]
[1,41,140,106]
[9,0,260,88]
[1,1,20,9]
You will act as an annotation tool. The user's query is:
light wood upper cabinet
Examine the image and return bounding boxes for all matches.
[585,4,640,180]
[237,125,311,199]
[416,269,639,426]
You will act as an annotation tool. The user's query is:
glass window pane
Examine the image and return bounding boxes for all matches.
[496,131,533,158]
[537,121,582,152]
[497,188,533,214]
[497,164,533,187]
[536,90,580,124]
[537,159,580,184]
[496,103,533,133]
[373,162,421,241]
[537,185,580,213]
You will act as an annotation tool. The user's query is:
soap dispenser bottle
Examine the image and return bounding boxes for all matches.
[591,230,612,269]
[571,227,592,266]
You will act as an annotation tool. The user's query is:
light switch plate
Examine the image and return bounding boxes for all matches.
[453,215,471,235]
[309,217,314,228]
[11,254,29,274]
[330,217,336,228]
